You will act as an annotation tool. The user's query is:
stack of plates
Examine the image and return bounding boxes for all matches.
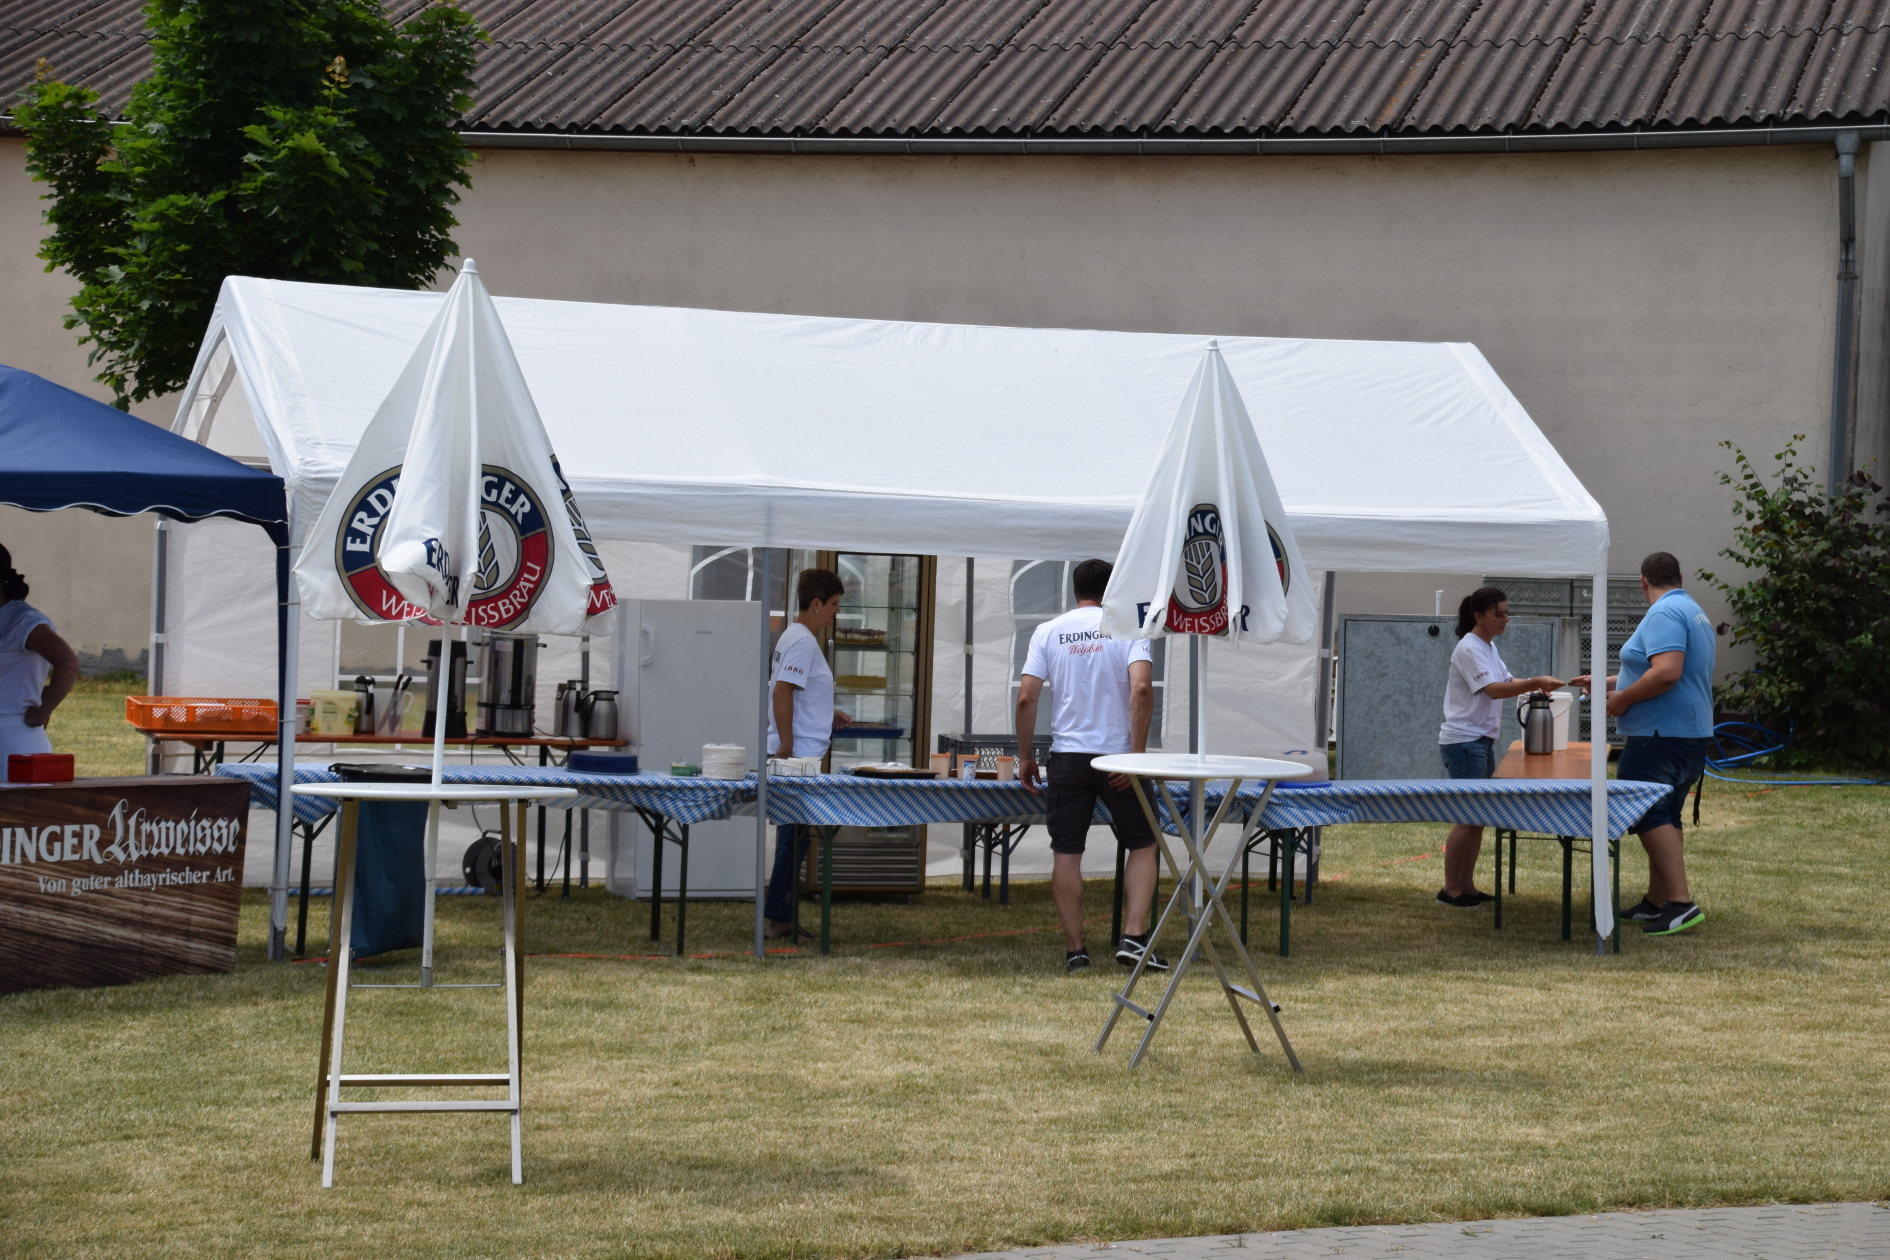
[701,744,748,780]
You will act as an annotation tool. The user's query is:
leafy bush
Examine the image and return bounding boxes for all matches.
[1701,439,1890,767]
[15,0,483,407]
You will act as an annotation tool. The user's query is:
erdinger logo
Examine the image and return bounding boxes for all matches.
[337,464,553,628]
[1168,504,1230,635]
[552,458,617,617]
[1267,520,1291,593]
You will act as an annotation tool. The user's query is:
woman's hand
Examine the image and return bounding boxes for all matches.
[1528,675,1563,694]
[23,703,51,728]
[832,709,852,729]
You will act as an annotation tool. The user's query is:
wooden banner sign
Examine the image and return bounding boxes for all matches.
[0,776,251,994]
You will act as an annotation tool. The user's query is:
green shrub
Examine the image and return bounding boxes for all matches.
[1702,439,1890,767]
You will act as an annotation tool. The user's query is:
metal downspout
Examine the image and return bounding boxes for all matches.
[1831,131,1861,492]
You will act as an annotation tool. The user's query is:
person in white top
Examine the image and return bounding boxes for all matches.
[0,545,80,763]
[763,568,852,939]
[1016,559,1159,974]
[1435,586,1561,908]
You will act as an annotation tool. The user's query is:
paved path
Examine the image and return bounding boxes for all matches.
[953,1202,1890,1259]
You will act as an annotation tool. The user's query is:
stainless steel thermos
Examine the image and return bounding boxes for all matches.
[579,689,618,740]
[423,639,468,739]
[1521,690,1554,755]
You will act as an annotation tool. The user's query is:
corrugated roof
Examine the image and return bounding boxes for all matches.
[5,0,1889,140]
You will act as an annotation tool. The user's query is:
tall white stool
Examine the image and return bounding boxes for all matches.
[1090,754,1309,1071]
[292,782,578,1186]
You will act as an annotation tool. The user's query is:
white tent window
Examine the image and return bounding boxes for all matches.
[1009,560,1166,747]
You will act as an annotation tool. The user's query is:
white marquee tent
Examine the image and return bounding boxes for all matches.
[166,276,1615,944]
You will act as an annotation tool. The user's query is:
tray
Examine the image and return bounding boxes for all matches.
[847,766,939,780]
[126,695,279,735]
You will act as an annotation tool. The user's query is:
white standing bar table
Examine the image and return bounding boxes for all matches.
[1090,754,1310,1071]
[292,781,578,1187]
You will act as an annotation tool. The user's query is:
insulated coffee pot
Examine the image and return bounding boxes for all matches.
[580,690,619,741]
[1521,690,1555,755]
[555,680,584,738]
[352,675,377,736]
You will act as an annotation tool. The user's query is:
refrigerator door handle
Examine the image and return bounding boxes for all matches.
[641,623,655,666]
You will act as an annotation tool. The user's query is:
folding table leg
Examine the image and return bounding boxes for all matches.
[312,802,358,1162]
[319,801,361,1187]
[999,827,1011,906]
[1279,831,1292,959]
[503,799,524,1184]
[1111,839,1126,947]
[296,818,315,957]
[820,826,835,955]
[650,813,664,942]
[675,824,689,956]
[1493,830,1504,930]
[1561,838,1573,941]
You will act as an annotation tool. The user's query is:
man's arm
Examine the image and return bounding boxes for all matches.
[1015,674,1044,793]
[1605,651,1683,717]
[772,680,799,756]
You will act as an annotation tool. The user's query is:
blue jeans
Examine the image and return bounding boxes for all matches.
[1440,736,1496,779]
[764,825,809,922]
[1617,736,1709,833]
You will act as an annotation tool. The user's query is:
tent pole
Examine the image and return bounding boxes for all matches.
[1314,573,1337,752]
[1591,563,1613,952]
[269,538,298,962]
[147,519,168,775]
[963,557,974,736]
[753,548,774,959]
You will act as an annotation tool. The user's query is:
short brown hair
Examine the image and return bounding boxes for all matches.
[796,567,845,611]
[1640,552,1683,589]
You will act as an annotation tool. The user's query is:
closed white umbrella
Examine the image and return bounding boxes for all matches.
[1102,341,1316,755]
[293,258,616,983]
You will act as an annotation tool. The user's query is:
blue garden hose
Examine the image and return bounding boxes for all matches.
[1704,718,1888,787]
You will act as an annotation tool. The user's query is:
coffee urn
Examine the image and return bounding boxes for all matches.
[423,639,468,739]
[1521,690,1555,755]
[476,631,539,738]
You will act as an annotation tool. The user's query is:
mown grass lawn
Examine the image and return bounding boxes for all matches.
[6,679,1888,1257]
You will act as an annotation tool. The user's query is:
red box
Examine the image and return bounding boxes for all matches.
[8,753,75,783]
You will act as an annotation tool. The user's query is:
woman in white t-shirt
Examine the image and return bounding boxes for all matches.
[0,544,80,763]
[1435,586,1561,909]
[763,568,852,939]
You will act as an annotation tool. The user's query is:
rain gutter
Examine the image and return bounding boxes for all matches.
[1830,130,1862,492]
[458,122,1890,157]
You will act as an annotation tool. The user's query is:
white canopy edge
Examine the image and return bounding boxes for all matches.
[177,277,1609,575]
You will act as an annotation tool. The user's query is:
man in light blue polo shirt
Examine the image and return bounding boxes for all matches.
[1572,552,1715,936]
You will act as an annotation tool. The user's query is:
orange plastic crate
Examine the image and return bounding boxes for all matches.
[125,696,279,735]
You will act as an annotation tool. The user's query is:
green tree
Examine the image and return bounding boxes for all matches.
[14,0,483,407]
[1702,440,1890,767]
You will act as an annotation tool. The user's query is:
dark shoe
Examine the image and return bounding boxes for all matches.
[1065,948,1091,973]
[1643,902,1705,936]
[1620,897,1662,922]
[1469,889,1495,904]
[1115,937,1170,971]
[1436,889,1483,909]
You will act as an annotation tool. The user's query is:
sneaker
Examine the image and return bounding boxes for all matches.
[1115,937,1170,971]
[1065,948,1091,973]
[1436,889,1483,909]
[1620,897,1662,922]
[1469,889,1495,904]
[1643,902,1705,936]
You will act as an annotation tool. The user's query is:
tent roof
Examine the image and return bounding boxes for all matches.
[1,364,288,545]
[191,277,1607,575]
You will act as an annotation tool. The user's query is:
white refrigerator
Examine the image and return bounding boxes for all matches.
[605,598,766,899]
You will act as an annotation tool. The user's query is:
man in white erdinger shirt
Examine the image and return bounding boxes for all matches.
[1016,559,1161,974]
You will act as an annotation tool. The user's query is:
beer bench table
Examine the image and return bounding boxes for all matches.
[219,764,752,955]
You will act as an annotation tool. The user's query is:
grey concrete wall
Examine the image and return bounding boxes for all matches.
[3,136,1859,685]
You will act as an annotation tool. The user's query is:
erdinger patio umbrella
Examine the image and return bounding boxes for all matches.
[1101,340,1317,751]
[294,259,615,984]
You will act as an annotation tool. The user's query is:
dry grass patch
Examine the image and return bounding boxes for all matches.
[5,716,1887,1257]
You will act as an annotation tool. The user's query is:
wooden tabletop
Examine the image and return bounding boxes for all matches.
[1494,740,1599,779]
[135,731,627,749]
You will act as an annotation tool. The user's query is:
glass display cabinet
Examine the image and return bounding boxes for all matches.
[818,551,936,769]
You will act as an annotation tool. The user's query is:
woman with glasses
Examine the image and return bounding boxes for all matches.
[1435,586,1561,908]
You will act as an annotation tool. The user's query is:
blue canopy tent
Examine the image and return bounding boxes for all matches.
[0,364,296,957]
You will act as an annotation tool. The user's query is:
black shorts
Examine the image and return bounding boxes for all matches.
[1617,735,1710,834]
[1044,752,1156,854]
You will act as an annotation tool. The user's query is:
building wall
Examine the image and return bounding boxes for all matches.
[3,135,1869,682]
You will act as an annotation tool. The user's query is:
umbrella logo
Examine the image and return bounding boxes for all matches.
[1267,520,1290,593]
[551,458,618,617]
[1168,504,1230,635]
[467,465,552,628]
[335,465,552,628]
[337,468,440,624]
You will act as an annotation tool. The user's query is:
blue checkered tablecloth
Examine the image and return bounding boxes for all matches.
[220,764,1669,841]
[1155,778,1671,841]
[216,762,753,825]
